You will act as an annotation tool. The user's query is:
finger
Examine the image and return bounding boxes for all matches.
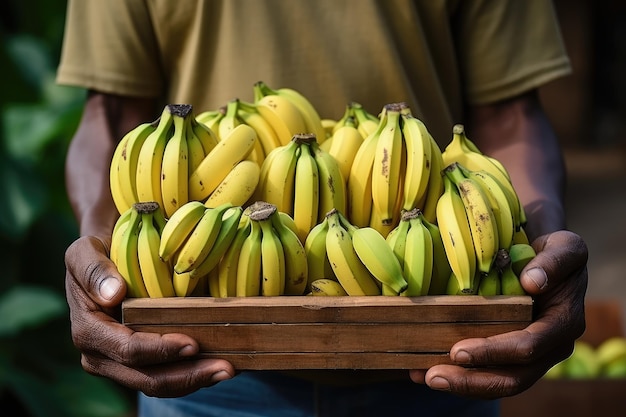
[81,355,235,398]
[65,235,126,308]
[521,230,588,295]
[419,363,542,399]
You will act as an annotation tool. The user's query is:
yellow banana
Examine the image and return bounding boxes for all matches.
[236,219,263,297]
[401,113,433,212]
[347,107,387,227]
[204,160,260,209]
[238,100,282,157]
[371,105,403,226]
[420,134,445,223]
[110,207,133,265]
[270,209,308,295]
[158,200,206,262]
[352,102,380,140]
[186,118,207,175]
[257,215,285,297]
[292,139,319,243]
[135,105,174,212]
[258,139,299,214]
[216,215,251,298]
[114,122,156,208]
[351,226,408,295]
[386,212,410,269]
[160,104,190,218]
[422,215,452,295]
[304,217,335,290]
[109,143,132,215]
[113,203,149,298]
[136,202,175,298]
[325,210,380,296]
[321,119,337,140]
[188,123,257,201]
[445,163,498,275]
[218,99,241,142]
[191,117,219,154]
[436,176,476,293]
[174,203,232,275]
[328,116,363,181]
[189,206,243,280]
[513,227,531,245]
[196,108,224,141]
[253,84,307,146]
[402,212,433,296]
[443,124,526,229]
[465,168,516,250]
[254,81,326,145]
[310,279,348,296]
[311,140,347,222]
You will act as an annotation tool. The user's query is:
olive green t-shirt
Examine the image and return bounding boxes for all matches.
[56,0,571,145]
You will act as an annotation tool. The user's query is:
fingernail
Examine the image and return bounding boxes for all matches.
[100,277,121,300]
[453,349,472,364]
[526,267,548,290]
[211,370,233,383]
[178,345,196,357]
[429,376,450,391]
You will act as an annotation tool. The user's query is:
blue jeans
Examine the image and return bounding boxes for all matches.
[138,371,499,417]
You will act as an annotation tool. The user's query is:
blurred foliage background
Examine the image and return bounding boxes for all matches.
[0,1,133,416]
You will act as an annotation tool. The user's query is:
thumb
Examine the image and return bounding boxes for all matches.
[519,230,588,296]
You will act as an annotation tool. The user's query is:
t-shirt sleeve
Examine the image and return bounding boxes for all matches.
[56,0,164,98]
[454,0,572,105]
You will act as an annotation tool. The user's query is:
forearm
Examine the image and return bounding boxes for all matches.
[465,91,566,240]
[65,92,157,238]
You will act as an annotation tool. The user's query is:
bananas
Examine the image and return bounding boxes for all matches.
[107,89,535,301]
[442,124,526,230]
[445,162,498,275]
[189,123,257,202]
[228,202,309,297]
[436,175,476,293]
[111,202,175,298]
[324,209,381,296]
[256,133,346,239]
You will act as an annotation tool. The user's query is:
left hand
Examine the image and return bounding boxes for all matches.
[409,230,588,399]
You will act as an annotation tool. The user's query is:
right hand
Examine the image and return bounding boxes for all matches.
[64,234,235,398]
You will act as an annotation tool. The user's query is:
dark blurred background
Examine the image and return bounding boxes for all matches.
[0,1,624,416]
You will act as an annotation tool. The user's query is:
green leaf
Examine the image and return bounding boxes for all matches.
[0,286,66,337]
[0,155,47,239]
[51,367,133,417]
[4,34,52,92]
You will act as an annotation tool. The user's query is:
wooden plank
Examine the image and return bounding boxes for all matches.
[122,295,533,325]
[127,321,529,353]
[199,352,453,370]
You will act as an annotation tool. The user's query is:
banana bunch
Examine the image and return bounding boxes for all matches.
[436,157,534,295]
[110,104,219,217]
[253,80,326,146]
[385,208,452,296]
[196,98,281,166]
[306,209,408,296]
[110,202,175,298]
[442,124,526,231]
[255,133,346,243]
[109,103,259,217]
[347,102,444,237]
[156,201,245,296]
[214,201,308,297]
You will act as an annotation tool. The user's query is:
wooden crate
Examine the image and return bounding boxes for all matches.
[122,295,532,370]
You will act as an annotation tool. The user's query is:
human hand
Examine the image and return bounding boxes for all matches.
[409,230,588,399]
[64,235,235,397]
